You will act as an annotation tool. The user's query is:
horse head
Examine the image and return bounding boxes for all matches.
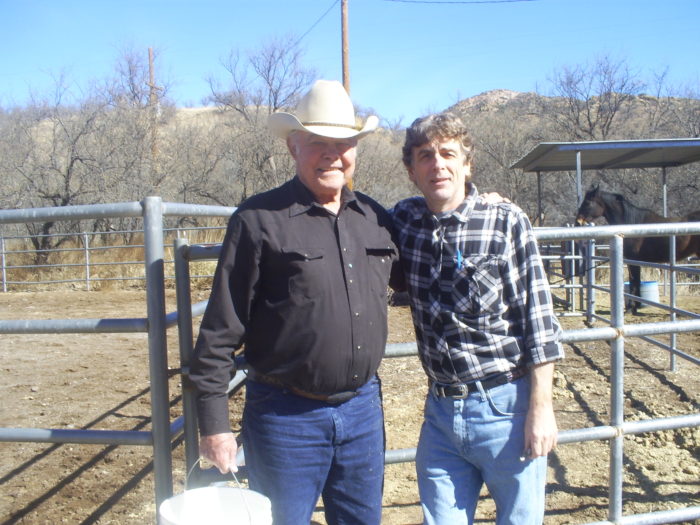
[576,184,603,225]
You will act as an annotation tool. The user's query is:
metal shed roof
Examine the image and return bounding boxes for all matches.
[510,138,700,172]
[509,138,700,224]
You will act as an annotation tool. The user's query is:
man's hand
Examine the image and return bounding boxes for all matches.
[523,363,558,458]
[479,192,511,205]
[199,432,238,474]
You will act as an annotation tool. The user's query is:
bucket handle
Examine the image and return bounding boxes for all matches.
[185,457,254,521]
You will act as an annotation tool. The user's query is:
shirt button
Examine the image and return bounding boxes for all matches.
[352,374,358,381]
[354,312,360,317]
[349,279,353,284]
[356,345,362,350]
[348,263,353,268]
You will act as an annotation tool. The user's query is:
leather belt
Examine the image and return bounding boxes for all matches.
[431,368,527,399]
[247,370,358,404]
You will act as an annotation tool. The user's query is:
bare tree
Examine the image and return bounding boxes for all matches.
[543,54,645,141]
[205,35,315,204]
[669,81,700,138]
[353,128,412,207]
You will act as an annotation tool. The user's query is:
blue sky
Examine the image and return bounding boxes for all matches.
[2,0,699,124]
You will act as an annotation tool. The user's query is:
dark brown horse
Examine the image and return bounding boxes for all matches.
[575,185,700,314]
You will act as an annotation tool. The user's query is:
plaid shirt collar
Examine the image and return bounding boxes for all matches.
[404,184,480,227]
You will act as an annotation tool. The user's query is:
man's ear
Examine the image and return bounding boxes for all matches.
[406,165,417,184]
[286,136,297,159]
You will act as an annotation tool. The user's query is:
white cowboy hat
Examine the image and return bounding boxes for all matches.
[267,79,378,140]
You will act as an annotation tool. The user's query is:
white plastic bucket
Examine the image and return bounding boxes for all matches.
[159,486,272,525]
[640,280,660,304]
[623,280,660,308]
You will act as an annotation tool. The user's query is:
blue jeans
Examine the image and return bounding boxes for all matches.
[416,376,547,525]
[242,376,385,525]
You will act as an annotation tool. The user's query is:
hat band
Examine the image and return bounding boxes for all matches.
[302,120,362,131]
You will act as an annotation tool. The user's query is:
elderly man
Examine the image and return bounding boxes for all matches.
[189,80,403,525]
[393,112,564,525]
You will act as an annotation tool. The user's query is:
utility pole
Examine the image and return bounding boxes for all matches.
[341,0,353,190]
[341,0,350,94]
[147,47,162,174]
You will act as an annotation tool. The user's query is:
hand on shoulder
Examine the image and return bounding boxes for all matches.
[479,192,511,205]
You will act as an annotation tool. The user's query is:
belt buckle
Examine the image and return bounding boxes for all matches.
[433,382,469,399]
[451,384,469,399]
[326,391,358,404]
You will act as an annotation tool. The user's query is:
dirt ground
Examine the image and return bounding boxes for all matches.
[1,290,699,524]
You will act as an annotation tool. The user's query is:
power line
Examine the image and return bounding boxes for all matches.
[384,0,536,4]
[293,0,341,48]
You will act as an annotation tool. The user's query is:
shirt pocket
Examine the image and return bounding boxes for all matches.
[366,246,396,294]
[452,254,505,316]
[280,246,325,300]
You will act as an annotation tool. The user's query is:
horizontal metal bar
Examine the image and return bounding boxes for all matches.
[0,427,152,446]
[584,506,700,525]
[186,243,223,261]
[169,415,184,440]
[561,327,618,343]
[0,202,144,224]
[192,300,208,318]
[385,447,416,464]
[557,426,617,444]
[637,335,700,366]
[0,317,148,334]
[622,413,700,435]
[385,342,419,357]
[162,202,235,218]
[535,222,700,242]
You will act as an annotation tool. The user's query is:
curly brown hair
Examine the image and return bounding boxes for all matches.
[402,112,474,168]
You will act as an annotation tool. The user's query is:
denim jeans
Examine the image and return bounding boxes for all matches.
[416,376,547,525]
[241,376,385,525]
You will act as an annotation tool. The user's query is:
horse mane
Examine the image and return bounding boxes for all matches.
[606,191,655,224]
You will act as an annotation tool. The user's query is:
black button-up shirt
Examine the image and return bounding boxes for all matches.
[190,176,403,435]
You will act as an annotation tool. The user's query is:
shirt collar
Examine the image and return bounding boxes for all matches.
[288,176,361,217]
[406,184,480,225]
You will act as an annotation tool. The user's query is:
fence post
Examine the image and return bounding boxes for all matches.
[1,236,6,292]
[669,235,677,371]
[568,239,576,313]
[174,237,201,480]
[608,234,626,522]
[585,238,596,324]
[142,196,173,507]
[83,233,90,291]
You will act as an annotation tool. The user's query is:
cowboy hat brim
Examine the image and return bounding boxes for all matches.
[268,112,379,140]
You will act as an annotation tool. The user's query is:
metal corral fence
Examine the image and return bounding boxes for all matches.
[0,198,234,510]
[0,225,228,292]
[540,226,700,373]
[1,199,699,524]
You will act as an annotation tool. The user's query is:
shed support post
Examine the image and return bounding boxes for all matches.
[575,151,583,206]
[536,171,543,226]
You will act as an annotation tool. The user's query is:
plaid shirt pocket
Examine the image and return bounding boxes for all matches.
[453,254,504,315]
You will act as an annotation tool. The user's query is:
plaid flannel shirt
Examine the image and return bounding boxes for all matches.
[392,185,563,385]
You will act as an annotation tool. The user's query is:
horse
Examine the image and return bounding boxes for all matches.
[575,185,700,314]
